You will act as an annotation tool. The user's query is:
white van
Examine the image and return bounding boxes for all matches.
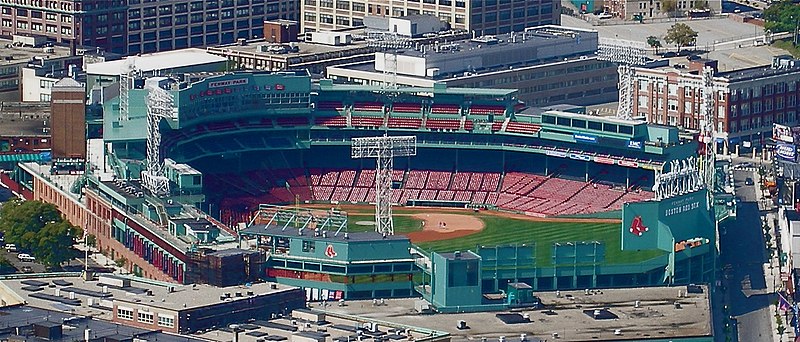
[17,253,35,262]
[4,244,17,252]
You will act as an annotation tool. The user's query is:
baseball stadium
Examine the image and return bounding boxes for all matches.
[9,70,720,312]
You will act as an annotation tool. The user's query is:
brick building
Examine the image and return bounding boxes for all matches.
[0,0,299,55]
[631,56,800,149]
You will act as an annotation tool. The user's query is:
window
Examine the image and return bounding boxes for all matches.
[319,14,333,23]
[637,95,648,108]
[668,99,678,112]
[137,311,154,324]
[336,0,349,9]
[319,0,333,8]
[336,16,349,25]
[158,314,175,328]
[117,307,133,320]
[40,94,51,102]
[668,84,677,96]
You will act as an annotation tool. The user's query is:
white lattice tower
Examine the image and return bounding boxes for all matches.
[141,84,176,196]
[119,57,137,122]
[352,136,416,235]
[597,38,647,120]
[699,66,717,201]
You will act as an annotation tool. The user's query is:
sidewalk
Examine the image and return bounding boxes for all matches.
[754,168,795,342]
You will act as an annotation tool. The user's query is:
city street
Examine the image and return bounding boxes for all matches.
[717,166,773,341]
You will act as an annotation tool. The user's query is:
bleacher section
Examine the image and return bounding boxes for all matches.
[210,168,653,226]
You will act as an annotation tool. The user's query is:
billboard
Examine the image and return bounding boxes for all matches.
[573,133,598,144]
[773,123,796,143]
[776,142,797,162]
[621,189,714,253]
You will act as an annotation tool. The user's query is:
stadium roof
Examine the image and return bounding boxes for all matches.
[241,224,409,242]
[541,110,647,126]
[317,81,517,97]
[86,48,228,76]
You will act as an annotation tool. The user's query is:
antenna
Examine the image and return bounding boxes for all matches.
[596,38,648,121]
[351,135,416,235]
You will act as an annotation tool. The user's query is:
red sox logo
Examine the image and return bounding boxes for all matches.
[629,215,649,236]
[324,244,337,258]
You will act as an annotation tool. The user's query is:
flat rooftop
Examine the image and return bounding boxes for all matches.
[0,118,48,136]
[0,305,208,342]
[0,39,74,66]
[318,286,711,341]
[3,275,297,314]
[86,48,228,76]
[192,308,448,342]
[207,38,373,59]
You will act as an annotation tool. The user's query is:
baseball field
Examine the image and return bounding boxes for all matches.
[339,205,665,266]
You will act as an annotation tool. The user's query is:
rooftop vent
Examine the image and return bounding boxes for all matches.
[471,36,499,45]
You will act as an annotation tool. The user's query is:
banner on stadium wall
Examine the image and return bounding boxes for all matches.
[776,142,797,162]
[773,123,794,143]
[618,160,640,168]
[573,133,598,144]
[622,189,713,253]
[594,156,615,165]
[568,153,592,161]
[545,150,567,158]
[627,140,644,150]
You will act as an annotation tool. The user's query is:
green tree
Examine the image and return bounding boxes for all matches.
[34,221,80,268]
[0,199,80,268]
[0,199,62,251]
[664,23,699,53]
[763,1,800,34]
[647,36,663,54]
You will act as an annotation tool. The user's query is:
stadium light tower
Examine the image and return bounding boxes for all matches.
[119,57,138,122]
[141,84,177,196]
[352,136,416,235]
[596,38,648,120]
[366,31,413,90]
[699,66,718,205]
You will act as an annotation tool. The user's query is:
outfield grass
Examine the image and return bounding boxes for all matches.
[340,206,664,266]
[347,214,423,234]
[416,215,664,266]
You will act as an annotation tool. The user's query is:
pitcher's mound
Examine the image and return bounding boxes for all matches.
[405,213,485,243]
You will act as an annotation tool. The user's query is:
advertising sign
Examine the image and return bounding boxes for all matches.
[594,156,615,165]
[545,150,568,158]
[774,123,794,143]
[573,133,598,144]
[208,78,249,88]
[776,142,797,162]
[627,140,644,150]
[568,153,592,161]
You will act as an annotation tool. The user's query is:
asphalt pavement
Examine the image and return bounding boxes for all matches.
[716,166,774,341]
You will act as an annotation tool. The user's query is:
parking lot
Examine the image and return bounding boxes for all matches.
[562,15,765,48]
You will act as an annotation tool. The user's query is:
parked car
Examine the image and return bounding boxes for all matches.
[662,52,677,58]
[17,253,35,262]
[597,13,613,19]
[745,177,755,186]
[4,244,17,252]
